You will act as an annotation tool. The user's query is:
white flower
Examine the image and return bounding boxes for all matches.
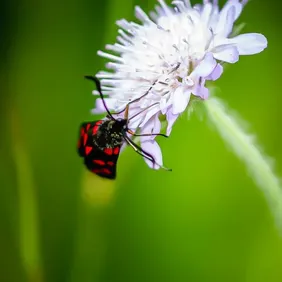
[93,0,267,169]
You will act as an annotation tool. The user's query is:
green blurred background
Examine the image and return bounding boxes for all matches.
[1,0,282,281]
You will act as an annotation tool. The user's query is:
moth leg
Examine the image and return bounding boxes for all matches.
[124,136,155,164]
[127,129,168,138]
[123,135,172,171]
[124,104,129,120]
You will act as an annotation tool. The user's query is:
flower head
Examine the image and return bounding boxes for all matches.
[93,0,267,169]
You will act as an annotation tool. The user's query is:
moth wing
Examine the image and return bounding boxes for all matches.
[77,121,100,157]
[83,145,122,180]
[78,120,122,179]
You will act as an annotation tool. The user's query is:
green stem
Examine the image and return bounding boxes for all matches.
[204,97,282,234]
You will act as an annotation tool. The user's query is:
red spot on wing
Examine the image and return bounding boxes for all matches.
[80,128,85,137]
[107,161,114,166]
[92,168,111,175]
[113,147,120,155]
[83,134,88,146]
[93,160,105,166]
[93,125,99,135]
[85,146,92,155]
[102,168,111,175]
[86,123,91,131]
[104,148,113,155]
[93,120,103,135]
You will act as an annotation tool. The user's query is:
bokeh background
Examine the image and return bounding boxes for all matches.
[1,0,282,281]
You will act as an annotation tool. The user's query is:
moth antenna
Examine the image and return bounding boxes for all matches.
[128,102,159,122]
[110,64,181,117]
[110,80,159,116]
[84,75,117,121]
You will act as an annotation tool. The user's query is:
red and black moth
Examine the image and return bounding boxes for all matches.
[78,75,171,179]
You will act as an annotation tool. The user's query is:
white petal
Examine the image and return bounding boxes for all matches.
[201,3,213,24]
[226,0,243,20]
[206,63,223,81]
[139,105,160,127]
[195,85,209,99]
[222,6,236,37]
[158,0,173,16]
[135,6,150,23]
[216,0,242,35]
[172,87,191,115]
[141,140,163,170]
[127,107,144,129]
[212,45,239,63]
[208,5,219,30]
[192,52,217,77]
[140,117,154,142]
[193,78,209,99]
[166,108,179,136]
[152,115,161,139]
[229,33,268,55]
[140,115,161,142]
[160,97,168,114]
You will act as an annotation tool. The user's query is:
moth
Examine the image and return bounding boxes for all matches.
[78,76,171,179]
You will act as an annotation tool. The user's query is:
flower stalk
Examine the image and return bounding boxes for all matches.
[204,97,282,234]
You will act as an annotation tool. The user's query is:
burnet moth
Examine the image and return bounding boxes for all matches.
[78,75,171,179]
